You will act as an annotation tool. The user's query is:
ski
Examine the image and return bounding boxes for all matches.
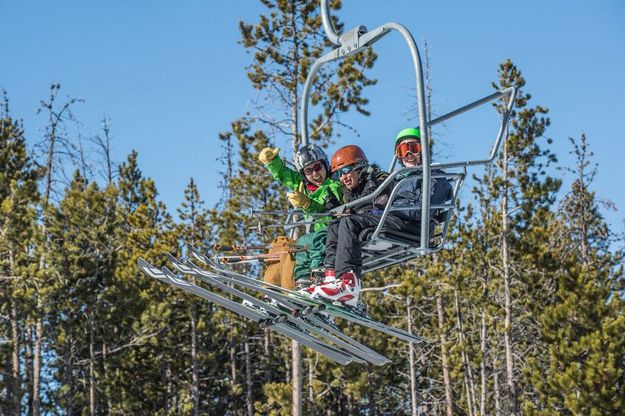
[137,258,357,365]
[187,245,426,344]
[167,254,390,366]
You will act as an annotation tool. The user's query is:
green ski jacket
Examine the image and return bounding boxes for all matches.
[265,156,342,231]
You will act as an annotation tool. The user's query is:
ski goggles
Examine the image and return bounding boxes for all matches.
[396,141,422,159]
[302,161,325,176]
[333,164,359,180]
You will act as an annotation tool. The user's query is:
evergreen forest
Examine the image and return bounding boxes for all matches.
[1,1,624,415]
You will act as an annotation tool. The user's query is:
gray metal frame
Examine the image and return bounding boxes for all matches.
[294,0,517,271]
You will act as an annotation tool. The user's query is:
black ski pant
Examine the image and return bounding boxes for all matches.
[324,212,420,276]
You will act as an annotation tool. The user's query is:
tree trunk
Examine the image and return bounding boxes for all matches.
[10,298,22,416]
[347,393,354,416]
[493,352,501,416]
[501,139,518,415]
[191,303,200,416]
[308,358,316,415]
[33,238,47,416]
[230,342,237,386]
[264,328,271,382]
[245,340,253,416]
[100,117,113,186]
[288,1,303,413]
[26,329,33,415]
[292,340,302,416]
[165,362,172,413]
[367,375,376,415]
[419,351,431,415]
[32,315,42,416]
[102,342,112,414]
[437,295,453,416]
[454,291,477,416]
[89,318,96,416]
[479,307,487,416]
[66,321,75,416]
[407,296,419,416]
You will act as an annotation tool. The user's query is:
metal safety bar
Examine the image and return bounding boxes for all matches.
[388,87,517,172]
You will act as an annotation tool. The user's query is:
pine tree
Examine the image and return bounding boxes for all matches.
[452,60,561,415]
[0,98,41,416]
[102,151,179,414]
[45,171,116,413]
[175,178,236,414]
[524,134,625,415]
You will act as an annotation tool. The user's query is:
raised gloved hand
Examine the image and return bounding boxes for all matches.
[258,147,280,165]
[287,182,312,209]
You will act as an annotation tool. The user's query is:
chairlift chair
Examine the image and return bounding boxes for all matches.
[292,0,517,274]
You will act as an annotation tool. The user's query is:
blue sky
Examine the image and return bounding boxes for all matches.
[1,0,624,230]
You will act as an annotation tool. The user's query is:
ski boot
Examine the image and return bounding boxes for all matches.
[310,267,335,285]
[296,268,335,294]
[308,270,361,308]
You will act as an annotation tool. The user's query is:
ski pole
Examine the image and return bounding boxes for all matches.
[250,209,335,217]
[219,258,268,264]
[218,252,298,264]
[213,243,307,253]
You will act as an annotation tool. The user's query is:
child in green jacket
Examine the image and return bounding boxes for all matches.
[259,144,342,289]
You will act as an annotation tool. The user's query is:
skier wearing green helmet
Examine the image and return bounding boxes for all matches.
[394,127,423,165]
[390,126,453,229]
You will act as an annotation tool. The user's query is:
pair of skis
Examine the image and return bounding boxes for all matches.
[137,245,424,365]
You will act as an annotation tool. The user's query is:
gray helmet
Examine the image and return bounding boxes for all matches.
[294,144,329,173]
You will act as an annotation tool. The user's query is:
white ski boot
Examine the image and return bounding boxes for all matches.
[308,270,361,308]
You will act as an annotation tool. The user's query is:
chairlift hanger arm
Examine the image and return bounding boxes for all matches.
[303,6,429,152]
[307,0,431,245]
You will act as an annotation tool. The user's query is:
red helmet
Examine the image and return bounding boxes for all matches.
[330,145,368,174]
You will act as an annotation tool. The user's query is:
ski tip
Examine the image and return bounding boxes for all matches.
[137,257,148,268]
[161,266,175,277]
[186,245,205,263]
[169,253,197,275]
[137,258,163,279]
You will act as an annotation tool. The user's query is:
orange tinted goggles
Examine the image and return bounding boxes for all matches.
[396,141,422,158]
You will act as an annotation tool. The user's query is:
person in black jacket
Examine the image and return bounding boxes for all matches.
[305,145,396,307]
[306,130,452,309]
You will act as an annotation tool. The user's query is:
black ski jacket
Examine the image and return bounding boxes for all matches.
[342,165,394,214]
[391,169,453,224]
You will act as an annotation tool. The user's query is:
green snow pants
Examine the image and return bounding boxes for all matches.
[293,228,327,283]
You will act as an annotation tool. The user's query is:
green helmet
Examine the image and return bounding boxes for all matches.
[394,127,421,149]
